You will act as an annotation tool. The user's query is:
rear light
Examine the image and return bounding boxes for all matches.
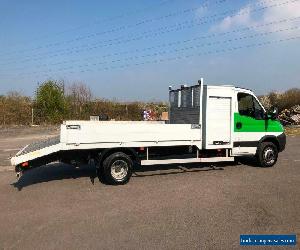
[21,162,29,167]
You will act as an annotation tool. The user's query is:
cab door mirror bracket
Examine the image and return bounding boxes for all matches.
[267,106,279,120]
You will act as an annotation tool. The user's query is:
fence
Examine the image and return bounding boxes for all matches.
[0,96,168,125]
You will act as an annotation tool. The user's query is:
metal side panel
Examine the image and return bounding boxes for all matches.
[141,157,235,165]
[63,140,202,151]
[206,97,232,145]
[204,86,235,149]
[63,122,202,148]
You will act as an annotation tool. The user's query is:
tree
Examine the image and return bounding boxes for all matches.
[0,91,31,125]
[35,80,66,123]
[66,82,92,119]
[268,88,300,112]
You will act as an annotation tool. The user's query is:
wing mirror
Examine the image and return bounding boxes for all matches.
[267,106,279,120]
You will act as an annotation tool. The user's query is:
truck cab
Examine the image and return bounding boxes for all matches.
[169,81,286,168]
[232,88,285,158]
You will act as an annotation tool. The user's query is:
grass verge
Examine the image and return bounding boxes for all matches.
[285,126,300,136]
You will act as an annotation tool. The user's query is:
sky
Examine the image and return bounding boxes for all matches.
[0,0,300,101]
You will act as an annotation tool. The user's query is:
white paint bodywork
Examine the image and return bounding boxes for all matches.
[231,131,283,156]
[61,121,202,148]
[11,144,62,166]
[141,156,234,165]
[206,97,232,146]
[203,85,235,149]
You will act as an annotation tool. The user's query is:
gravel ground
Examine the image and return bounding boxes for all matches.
[0,129,299,249]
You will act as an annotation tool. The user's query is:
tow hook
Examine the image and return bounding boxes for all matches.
[15,166,23,180]
[16,171,23,180]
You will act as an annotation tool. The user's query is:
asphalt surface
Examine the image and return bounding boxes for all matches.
[0,130,299,249]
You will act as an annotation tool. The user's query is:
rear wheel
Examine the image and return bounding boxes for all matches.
[256,142,278,167]
[102,152,133,185]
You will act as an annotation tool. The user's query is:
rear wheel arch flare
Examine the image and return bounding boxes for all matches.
[98,147,138,165]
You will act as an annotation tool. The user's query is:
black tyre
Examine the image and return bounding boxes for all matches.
[102,152,133,185]
[256,142,278,167]
[96,164,106,184]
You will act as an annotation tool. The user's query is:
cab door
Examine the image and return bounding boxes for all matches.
[233,92,266,155]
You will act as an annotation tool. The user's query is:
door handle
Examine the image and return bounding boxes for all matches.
[236,122,242,129]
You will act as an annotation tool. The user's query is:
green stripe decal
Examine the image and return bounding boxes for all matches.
[234,113,284,132]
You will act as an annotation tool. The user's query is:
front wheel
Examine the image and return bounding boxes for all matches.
[256,142,278,167]
[102,152,133,185]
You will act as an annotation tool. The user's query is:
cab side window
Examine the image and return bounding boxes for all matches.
[237,93,264,119]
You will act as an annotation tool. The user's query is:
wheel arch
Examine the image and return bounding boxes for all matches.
[257,135,280,152]
[98,147,139,165]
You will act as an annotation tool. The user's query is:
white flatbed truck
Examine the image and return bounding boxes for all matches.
[11,79,286,185]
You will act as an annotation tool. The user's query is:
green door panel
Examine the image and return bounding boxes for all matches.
[234,113,283,132]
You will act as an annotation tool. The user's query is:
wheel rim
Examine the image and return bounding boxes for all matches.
[263,147,276,165]
[111,160,128,180]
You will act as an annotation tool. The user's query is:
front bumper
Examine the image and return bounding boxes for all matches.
[277,132,286,152]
